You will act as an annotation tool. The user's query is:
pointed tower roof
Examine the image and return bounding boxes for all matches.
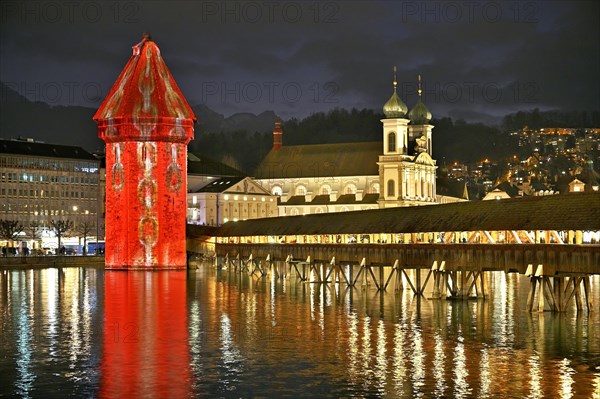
[408,74,432,124]
[383,66,408,118]
[94,34,196,143]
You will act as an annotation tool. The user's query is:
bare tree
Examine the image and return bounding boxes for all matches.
[77,221,95,255]
[0,219,24,252]
[28,220,40,240]
[50,219,73,255]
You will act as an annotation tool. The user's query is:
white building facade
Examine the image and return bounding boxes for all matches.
[187,176,278,226]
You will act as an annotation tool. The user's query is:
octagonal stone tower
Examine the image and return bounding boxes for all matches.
[94,34,196,269]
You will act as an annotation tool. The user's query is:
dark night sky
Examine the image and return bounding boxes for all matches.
[1,0,599,124]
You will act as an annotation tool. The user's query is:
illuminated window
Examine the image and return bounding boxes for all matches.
[272,186,282,196]
[192,196,197,205]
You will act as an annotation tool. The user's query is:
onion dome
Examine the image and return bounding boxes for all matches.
[94,34,196,144]
[383,66,408,118]
[409,74,432,124]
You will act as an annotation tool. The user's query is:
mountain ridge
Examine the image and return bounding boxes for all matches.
[0,81,279,153]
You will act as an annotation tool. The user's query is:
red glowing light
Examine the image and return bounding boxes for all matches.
[100,271,191,398]
[94,36,196,269]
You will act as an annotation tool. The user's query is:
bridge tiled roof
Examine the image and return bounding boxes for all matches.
[190,193,600,237]
[280,193,380,206]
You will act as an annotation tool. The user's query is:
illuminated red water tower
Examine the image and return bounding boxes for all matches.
[94,35,196,269]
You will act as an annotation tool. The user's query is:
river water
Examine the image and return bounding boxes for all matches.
[1,265,599,398]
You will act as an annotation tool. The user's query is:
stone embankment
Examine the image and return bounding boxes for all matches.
[0,256,104,269]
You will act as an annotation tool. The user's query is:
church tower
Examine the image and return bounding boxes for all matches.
[378,70,436,208]
[408,75,433,156]
[94,35,196,269]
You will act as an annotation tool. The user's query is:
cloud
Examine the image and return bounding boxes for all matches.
[1,0,597,121]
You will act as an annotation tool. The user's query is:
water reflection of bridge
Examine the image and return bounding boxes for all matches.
[187,193,600,312]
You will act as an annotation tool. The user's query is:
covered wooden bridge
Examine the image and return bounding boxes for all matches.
[187,193,600,312]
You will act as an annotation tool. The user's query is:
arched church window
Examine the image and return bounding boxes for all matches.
[271,186,282,196]
[295,185,307,196]
[387,179,395,197]
[344,183,357,195]
[388,132,396,152]
[320,184,331,195]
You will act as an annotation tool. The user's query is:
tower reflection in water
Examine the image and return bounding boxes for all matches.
[100,271,190,398]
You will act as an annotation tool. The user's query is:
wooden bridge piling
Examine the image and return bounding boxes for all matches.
[207,243,596,313]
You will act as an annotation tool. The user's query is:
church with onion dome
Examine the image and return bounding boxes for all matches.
[378,69,437,207]
[253,68,464,217]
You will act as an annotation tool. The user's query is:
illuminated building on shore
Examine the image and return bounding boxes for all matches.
[188,176,278,226]
[0,138,102,252]
[254,71,457,216]
[94,35,195,269]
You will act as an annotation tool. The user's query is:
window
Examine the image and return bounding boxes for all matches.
[295,185,307,196]
[320,184,331,195]
[272,186,282,196]
[344,183,357,195]
[388,132,396,152]
[387,179,395,197]
[370,182,380,194]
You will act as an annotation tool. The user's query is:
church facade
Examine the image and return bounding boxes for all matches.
[254,71,455,216]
